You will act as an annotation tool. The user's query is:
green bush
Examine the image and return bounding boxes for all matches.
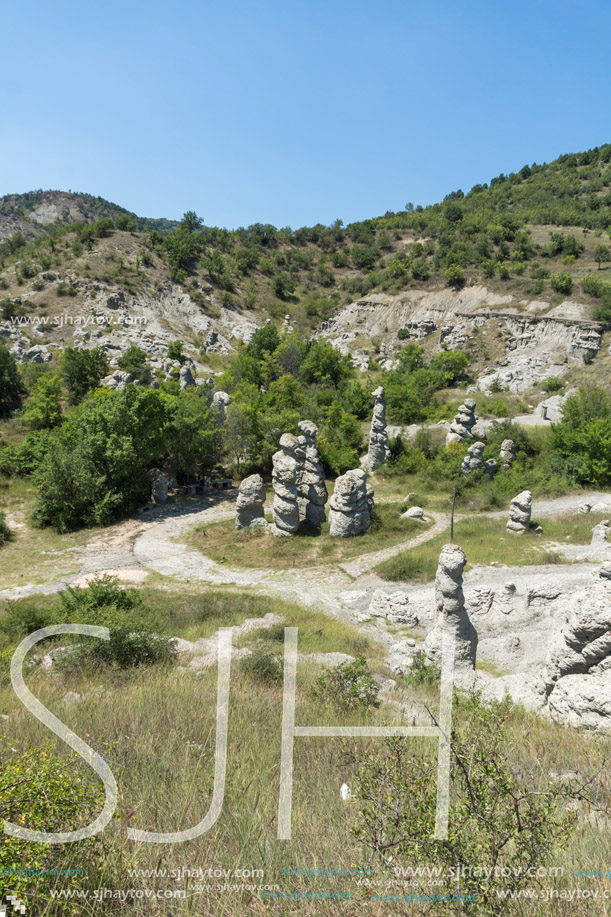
[311,654,380,712]
[550,272,573,294]
[240,648,283,684]
[61,347,109,404]
[542,375,564,393]
[0,511,11,547]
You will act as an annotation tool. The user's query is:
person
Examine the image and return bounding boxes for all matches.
[205,474,212,491]
[196,473,205,496]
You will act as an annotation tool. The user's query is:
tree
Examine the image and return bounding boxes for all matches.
[0,342,22,418]
[60,347,109,404]
[444,264,465,288]
[163,390,222,481]
[23,373,63,429]
[595,244,610,270]
[272,271,295,299]
[167,340,186,364]
[550,272,573,294]
[224,402,257,475]
[118,345,152,384]
[34,387,169,531]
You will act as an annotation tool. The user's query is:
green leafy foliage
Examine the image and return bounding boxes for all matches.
[60,347,109,404]
[240,648,283,683]
[311,654,380,711]
[23,372,63,429]
[0,342,22,418]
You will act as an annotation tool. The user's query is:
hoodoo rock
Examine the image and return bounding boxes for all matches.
[461,441,485,474]
[425,544,477,672]
[591,520,610,547]
[235,474,267,530]
[506,490,532,534]
[446,399,478,446]
[271,434,303,537]
[296,421,328,527]
[366,386,390,471]
[212,391,232,425]
[499,439,516,471]
[149,468,169,504]
[328,469,373,537]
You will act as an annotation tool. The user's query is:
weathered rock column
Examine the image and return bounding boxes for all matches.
[149,469,169,504]
[366,386,390,470]
[296,420,328,527]
[212,391,232,425]
[235,474,267,530]
[506,490,532,534]
[460,441,485,474]
[271,434,303,537]
[424,544,477,671]
[499,439,516,471]
[446,399,478,446]
[328,469,372,537]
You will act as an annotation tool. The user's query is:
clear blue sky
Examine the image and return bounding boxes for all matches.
[2,0,609,229]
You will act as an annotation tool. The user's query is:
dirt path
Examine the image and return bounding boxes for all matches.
[338,512,448,578]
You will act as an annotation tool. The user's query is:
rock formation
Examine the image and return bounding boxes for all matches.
[506,490,532,534]
[540,565,611,728]
[401,505,425,521]
[179,364,196,390]
[149,468,169,504]
[101,369,133,390]
[591,520,610,547]
[296,421,328,527]
[366,589,419,626]
[424,544,477,671]
[499,439,516,471]
[328,469,372,537]
[366,386,390,470]
[271,434,303,537]
[460,441,485,474]
[212,391,232,425]
[235,474,267,530]
[446,399,478,446]
[485,458,497,479]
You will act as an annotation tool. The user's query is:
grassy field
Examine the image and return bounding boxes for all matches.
[376,512,609,583]
[185,502,432,570]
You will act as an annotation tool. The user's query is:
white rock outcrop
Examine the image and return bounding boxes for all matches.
[591,520,610,547]
[446,399,478,446]
[506,490,532,535]
[366,386,390,470]
[328,469,372,537]
[296,421,328,527]
[366,589,419,626]
[271,434,303,537]
[424,544,477,672]
[235,474,267,530]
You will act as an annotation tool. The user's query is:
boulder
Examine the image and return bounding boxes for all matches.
[235,474,267,530]
[402,505,425,521]
[424,544,477,672]
[296,421,328,527]
[591,520,610,547]
[446,399,478,446]
[366,386,390,470]
[101,369,133,390]
[506,490,532,534]
[499,439,516,471]
[328,469,372,537]
[271,434,303,537]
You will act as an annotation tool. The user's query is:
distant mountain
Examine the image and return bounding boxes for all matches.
[0,190,178,243]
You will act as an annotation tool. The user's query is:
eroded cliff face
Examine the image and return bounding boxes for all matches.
[317,286,605,391]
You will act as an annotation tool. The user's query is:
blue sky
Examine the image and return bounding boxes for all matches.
[2,0,609,228]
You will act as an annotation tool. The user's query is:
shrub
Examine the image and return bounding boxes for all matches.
[240,649,283,684]
[167,340,186,364]
[0,343,23,418]
[351,692,584,913]
[550,272,573,294]
[542,375,564,393]
[61,347,109,404]
[0,511,11,547]
[311,654,380,712]
[444,264,465,288]
[401,650,440,687]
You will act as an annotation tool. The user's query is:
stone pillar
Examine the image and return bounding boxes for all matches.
[296,421,328,527]
[460,441,485,474]
[271,434,303,537]
[424,544,477,671]
[506,490,532,534]
[446,399,477,446]
[212,391,232,425]
[499,439,516,471]
[366,386,390,470]
[235,474,267,530]
[328,469,372,537]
